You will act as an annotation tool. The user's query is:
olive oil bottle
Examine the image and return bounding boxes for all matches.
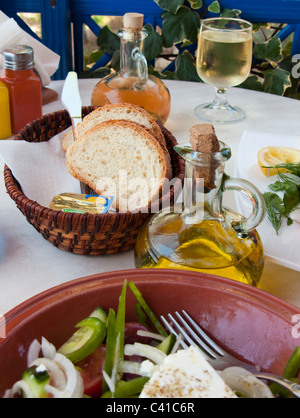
[134,142,266,287]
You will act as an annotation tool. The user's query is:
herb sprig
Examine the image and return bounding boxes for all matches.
[263,163,300,234]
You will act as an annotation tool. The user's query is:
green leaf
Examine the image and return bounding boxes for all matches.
[283,189,300,216]
[97,26,120,54]
[175,50,201,81]
[263,192,284,234]
[110,50,121,72]
[79,68,111,79]
[162,6,200,48]
[160,70,178,80]
[238,75,263,91]
[220,8,241,18]
[187,0,203,9]
[148,64,169,79]
[253,36,283,64]
[86,49,104,67]
[143,24,163,61]
[252,22,269,33]
[208,1,221,14]
[154,0,184,14]
[263,68,292,96]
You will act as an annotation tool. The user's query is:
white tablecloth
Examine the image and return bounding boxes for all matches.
[0,79,300,315]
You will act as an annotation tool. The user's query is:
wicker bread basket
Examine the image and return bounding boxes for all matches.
[4,107,185,255]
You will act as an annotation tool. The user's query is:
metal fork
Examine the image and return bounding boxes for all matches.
[161,310,300,398]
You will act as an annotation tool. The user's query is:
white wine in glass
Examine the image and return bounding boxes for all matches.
[195,18,253,124]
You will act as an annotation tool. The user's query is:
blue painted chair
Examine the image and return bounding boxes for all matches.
[0,0,72,80]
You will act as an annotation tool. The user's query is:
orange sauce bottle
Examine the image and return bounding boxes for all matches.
[1,45,42,134]
[91,13,171,125]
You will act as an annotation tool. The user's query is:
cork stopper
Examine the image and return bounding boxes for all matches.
[189,124,220,154]
[189,124,220,190]
[123,13,144,31]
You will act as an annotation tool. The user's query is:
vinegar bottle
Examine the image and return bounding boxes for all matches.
[91,13,171,124]
[1,45,42,134]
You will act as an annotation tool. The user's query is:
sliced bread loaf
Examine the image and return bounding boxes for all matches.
[66,120,172,212]
[63,103,168,157]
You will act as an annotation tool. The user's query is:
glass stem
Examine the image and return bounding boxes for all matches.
[213,87,229,108]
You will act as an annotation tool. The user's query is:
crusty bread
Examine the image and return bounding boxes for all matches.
[63,103,168,157]
[66,120,172,212]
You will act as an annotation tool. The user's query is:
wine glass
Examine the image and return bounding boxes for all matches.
[195,17,253,124]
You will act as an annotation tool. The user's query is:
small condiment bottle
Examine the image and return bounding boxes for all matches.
[91,13,171,124]
[0,81,12,139]
[1,45,42,134]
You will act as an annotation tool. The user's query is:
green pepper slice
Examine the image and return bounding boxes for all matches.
[101,377,149,398]
[58,317,106,363]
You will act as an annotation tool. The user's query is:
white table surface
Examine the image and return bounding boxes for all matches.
[0,79,300,316]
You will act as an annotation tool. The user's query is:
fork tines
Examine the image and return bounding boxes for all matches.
[161,310,225,361]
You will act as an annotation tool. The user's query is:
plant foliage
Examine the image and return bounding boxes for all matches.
[82,0,299,99]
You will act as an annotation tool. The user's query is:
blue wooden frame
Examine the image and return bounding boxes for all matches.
[71,0,300,75]
[70,0,163,74]
[202,0,300,54]
[1,0,300,79]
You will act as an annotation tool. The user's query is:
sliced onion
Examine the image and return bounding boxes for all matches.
[27,339,41,367]
[136,330,166,341]
[3,389,14,398]
[170,334,183,354]
[52,353,84,398]
[124,343,166,365]
[30,358,66,391]
[220,367,274,399]
[103,370,115,394]
[41,337,56,360]
[118,360,142,375]
[9,381,35,398]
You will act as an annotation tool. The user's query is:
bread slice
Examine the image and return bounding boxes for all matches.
[63,103,168,157]
[66,120,172,212]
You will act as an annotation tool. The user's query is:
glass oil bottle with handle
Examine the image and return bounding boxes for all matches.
[134,125,266,287]
[91,13,171,125]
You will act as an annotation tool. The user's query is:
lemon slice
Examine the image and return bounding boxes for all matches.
[258,146,300,177]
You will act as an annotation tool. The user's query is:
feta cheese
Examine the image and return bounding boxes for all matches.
[140,360,159,378]
[139,346,237,398]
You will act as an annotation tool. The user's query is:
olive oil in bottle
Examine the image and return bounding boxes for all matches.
[134,126,266,287]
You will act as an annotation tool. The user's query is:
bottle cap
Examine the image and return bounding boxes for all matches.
[123,13,144,31]
[3,45,35,71]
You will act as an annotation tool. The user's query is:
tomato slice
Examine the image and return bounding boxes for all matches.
[76,323,152,397]
[76,345,106,398]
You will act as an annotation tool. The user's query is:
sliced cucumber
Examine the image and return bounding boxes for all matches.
[22,365,50,398]
[89,306,107,324]
[58,317,106,363]
[157,333,176,355]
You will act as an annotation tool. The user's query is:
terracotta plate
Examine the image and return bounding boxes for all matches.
[1,269,300,395]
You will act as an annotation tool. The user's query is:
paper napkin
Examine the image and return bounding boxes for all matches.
[0,11,60,86]
[0,130,81,207]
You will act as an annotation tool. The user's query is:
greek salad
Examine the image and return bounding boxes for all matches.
[3,280,300,399]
